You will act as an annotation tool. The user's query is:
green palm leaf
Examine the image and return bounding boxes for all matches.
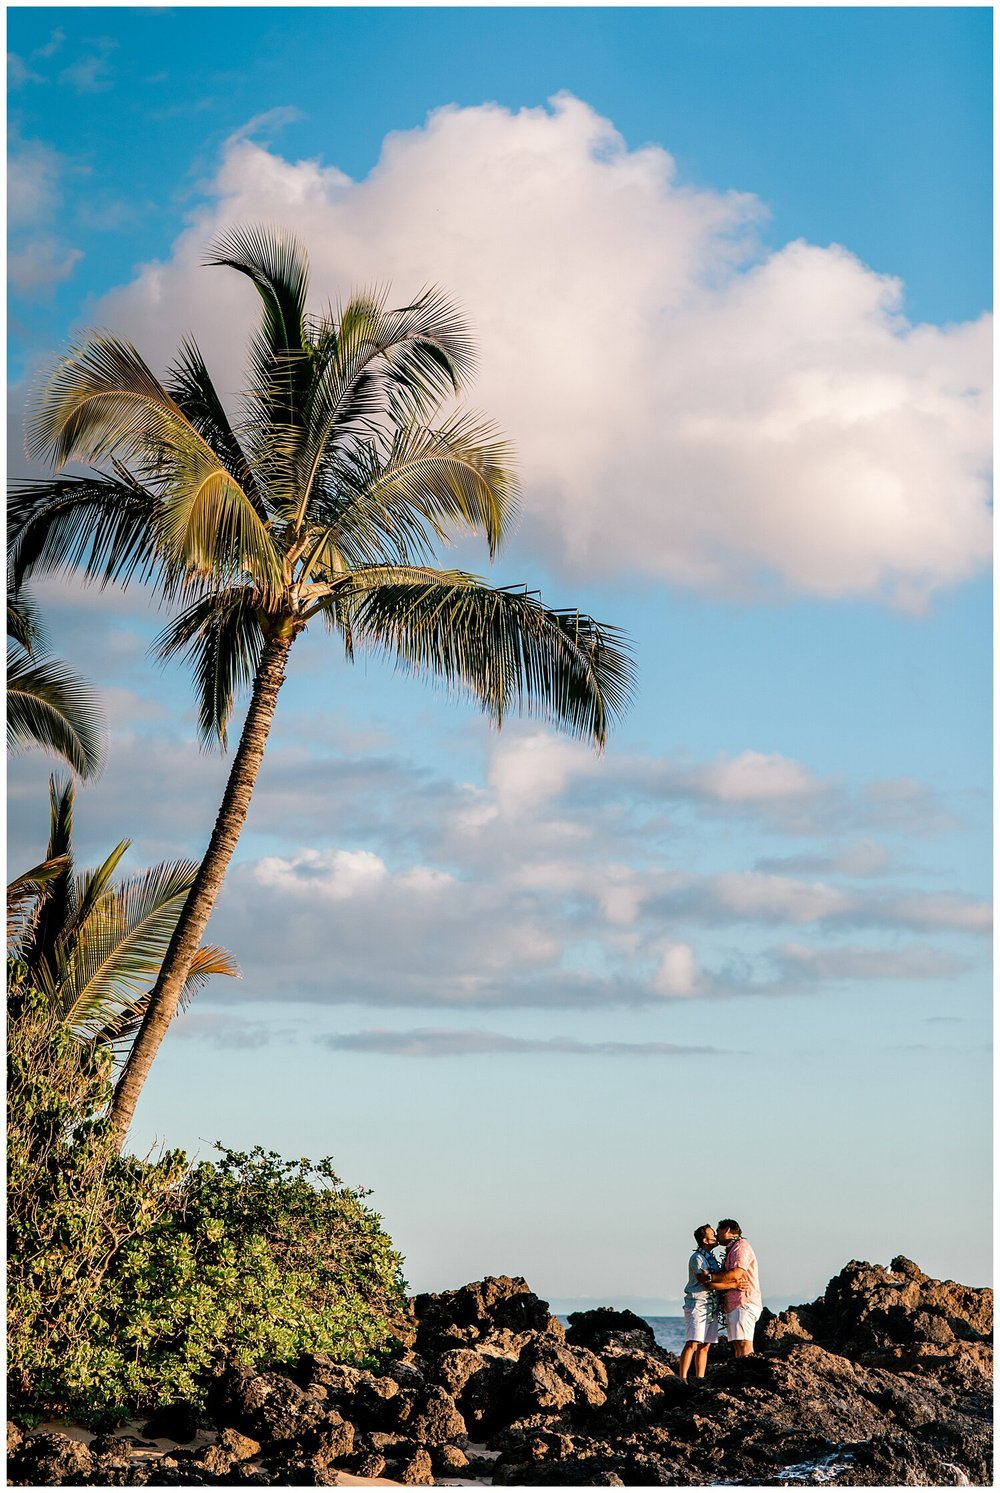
[153,588,267,746]
[7,645,104,777]
[8,473,172,595]
[319,410,519,564]
[290,286,478,526]
[6,588,42,650]
[206,223,310,357]
[53,859,236,1041]
[24,334,283,593]
[6,853,70,951]
[339,570,636,747]
[166,336,267,519]
[107,943,241,1049]
[10,777,238,1045]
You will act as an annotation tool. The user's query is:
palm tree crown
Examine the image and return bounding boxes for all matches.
[8,225,635,1144]
[11,224,632,746]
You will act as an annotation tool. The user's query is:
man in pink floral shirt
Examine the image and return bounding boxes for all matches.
[698,1218,762,1357]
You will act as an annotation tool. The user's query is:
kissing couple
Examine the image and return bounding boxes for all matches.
[679,1218,762,1382]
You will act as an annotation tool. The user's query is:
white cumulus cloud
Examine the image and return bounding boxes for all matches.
[86,95,991,606]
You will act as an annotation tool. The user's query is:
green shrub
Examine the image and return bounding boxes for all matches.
[8,983,409,1425]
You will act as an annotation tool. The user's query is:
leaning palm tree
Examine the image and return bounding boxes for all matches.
[10,777,237,1047]
[7,587,104,777]
[9,225,635,1146]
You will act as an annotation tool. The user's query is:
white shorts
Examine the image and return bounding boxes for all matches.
[726,1303,761,1343]
[683,1297,720,1345]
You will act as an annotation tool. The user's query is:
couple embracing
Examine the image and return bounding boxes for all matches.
[679,1218,762,1382]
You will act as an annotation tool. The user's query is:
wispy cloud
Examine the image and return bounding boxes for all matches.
[7,130,84,297]
[34,27,66,60]
[8,239,84,295]
[756,841,896,878]
[59,38,116,93]
[171,1012,276,1049]
[320,1028,726,1058]
[8,53,44,87]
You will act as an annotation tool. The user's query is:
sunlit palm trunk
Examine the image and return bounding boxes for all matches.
[108,631,295,1149]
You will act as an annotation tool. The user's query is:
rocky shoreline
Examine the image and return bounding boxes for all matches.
[8,1256,992,1487]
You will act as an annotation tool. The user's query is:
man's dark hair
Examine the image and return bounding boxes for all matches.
[718,1218,741,1235]
[694,1224,713,1246]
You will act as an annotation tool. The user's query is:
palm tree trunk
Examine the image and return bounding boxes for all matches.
[108,631,294,1149]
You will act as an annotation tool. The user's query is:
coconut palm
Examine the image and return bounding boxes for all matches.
[10,777,237,1047]
[7,588,104,778]
[8,224,635,1145]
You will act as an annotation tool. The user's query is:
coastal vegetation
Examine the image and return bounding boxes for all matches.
[7,978,408,1427]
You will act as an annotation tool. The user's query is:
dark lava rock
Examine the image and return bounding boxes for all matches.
[8,1431,94,1486]
[759,1256,993,1372]
[512,1333,609,1416]
[257,1455,340,1486]
[206,1363,329,1443]
[433,1441,470,1473]
[142,1399,201,1443]
[431,1345,517,1436]
[299,1410,355,1466]
[413,1275,561,1359]
[566,1306,658,1356]
[384,1352,429,1389]
[353,1451,387,1479]
[597,1350,681,1429]
[407,1383,468,1445]
[289,1352,360,1394]
[128,1458,226,1487]
[393,1444,435,1484]
[195,1426,262,1476]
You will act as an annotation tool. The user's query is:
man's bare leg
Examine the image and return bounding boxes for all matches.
[678,1342,697,1380]
[694,1343,711,1377]
[732,1339,753,1358]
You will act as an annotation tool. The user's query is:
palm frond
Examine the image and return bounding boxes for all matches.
[205,223,309,356]
[206,226,312,482]
[6,853,71,952]
[166,336,268,518]
[6,588,43,650]
[21,778,77,975]
[152,588,267,746]
[339,570,636,747]
[372,285,477,408]
[7,473,166,595]
[320,411,519,565]
[102,942,241,1050]
[289,285,477,527]
[55,858,200,1038]
[71,838,132,937]
[6,644,105,777]
[23,335,282,594]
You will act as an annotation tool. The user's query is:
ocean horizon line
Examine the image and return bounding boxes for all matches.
[549,1296,794,1316]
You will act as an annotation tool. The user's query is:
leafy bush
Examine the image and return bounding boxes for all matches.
[8,982,410,1425]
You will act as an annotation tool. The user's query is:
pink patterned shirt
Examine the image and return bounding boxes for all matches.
[723,1236,762,1312]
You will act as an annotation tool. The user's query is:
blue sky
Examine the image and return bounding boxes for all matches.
[7,6,992,1309]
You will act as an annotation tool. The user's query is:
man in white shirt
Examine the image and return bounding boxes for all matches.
[679,1223,723,1381]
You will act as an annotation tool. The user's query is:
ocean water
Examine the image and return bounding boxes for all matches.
[556,1315,686,1354]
